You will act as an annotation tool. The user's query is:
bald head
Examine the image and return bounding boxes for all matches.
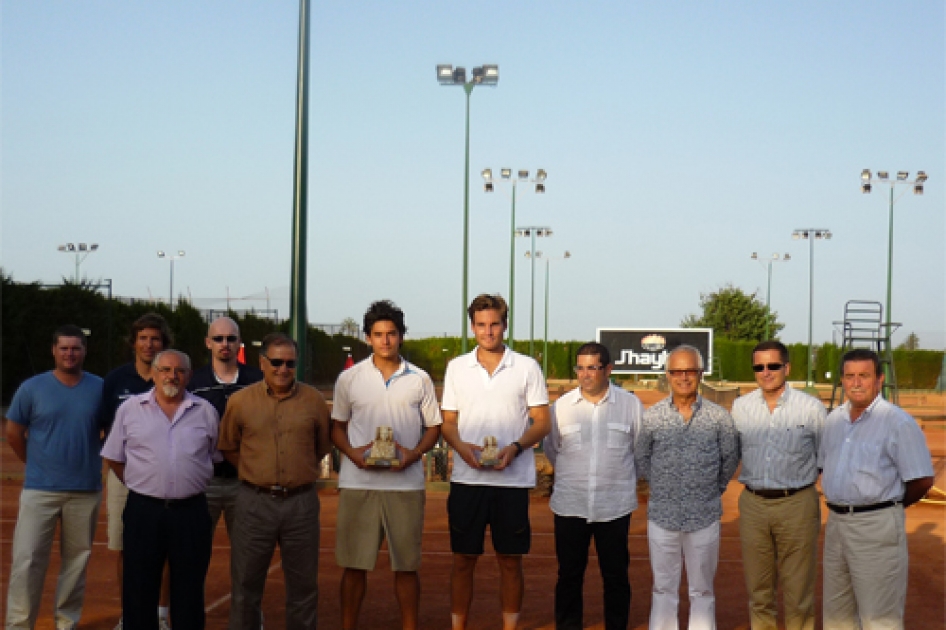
[206,316,241,365]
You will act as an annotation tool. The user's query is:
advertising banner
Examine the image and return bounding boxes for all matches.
[596,328,713,375]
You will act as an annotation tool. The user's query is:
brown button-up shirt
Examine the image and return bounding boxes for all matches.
[218,380,331,488]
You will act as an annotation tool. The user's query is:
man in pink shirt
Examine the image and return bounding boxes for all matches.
[102,350,219,630]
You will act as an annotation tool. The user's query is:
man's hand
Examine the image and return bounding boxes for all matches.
[347,442,373,470]
[389,442,421,472]
[493,444,520,471]
[453,441,484,470]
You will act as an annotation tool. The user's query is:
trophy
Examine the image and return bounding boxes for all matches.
[365,426,399,467]
[479,435,501,467]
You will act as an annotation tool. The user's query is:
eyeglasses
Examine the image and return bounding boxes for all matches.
[667,369,702,378]
[262,355,297,369]
[752,363,785,373]
[155,366,188,376]
[211,335,239,343]
[573,365,606,373]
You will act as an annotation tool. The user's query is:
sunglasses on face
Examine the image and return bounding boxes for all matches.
[262,355,297,369]
[211,335,239,343]
[573,365,605,373]
[752,363,785,373]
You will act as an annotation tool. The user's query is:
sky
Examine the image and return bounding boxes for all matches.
[3,1,944,349]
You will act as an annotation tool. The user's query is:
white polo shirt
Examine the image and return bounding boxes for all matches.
[441,346,548,488]
[333,356,443,491]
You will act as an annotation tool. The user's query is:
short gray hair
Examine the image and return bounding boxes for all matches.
[666,344,704,371]
[153,349,192,370]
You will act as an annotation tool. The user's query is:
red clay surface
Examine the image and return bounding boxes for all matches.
[1,387,944,629]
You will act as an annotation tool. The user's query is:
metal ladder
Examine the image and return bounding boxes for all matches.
[829,300,900,410]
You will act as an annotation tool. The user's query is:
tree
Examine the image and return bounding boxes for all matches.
[682,284,784,341]
[340,317,359,338]
[897,332,920,350]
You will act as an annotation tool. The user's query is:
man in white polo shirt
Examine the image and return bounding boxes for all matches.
[441,294,551,630]
[331,300,443,630]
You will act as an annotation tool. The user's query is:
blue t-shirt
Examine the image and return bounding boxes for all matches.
[7,371,104,491]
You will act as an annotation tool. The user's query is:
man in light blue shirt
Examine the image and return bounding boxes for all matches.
[731,340,824,630]
[5,325,103,630]
[819,348,934,630]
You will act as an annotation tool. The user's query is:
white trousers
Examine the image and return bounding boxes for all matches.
[647,520,720,630]
[5,489,101,630]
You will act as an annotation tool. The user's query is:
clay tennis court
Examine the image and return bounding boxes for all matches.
[2,389,944,629]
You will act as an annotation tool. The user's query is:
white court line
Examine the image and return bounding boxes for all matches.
[205,561,283,612]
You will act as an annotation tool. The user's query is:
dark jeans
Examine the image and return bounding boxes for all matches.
[123,491,212,630]
[554,513,631,630]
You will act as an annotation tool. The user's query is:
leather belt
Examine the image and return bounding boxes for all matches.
[745,483,813,499]
[827,501,898,515]
[242,481,314,498]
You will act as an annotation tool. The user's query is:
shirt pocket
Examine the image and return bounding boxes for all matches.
[560,423,581,452]
[607,422,632,448]
[851,443,886,500]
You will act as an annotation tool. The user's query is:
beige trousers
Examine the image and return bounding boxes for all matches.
[738,485,820,630]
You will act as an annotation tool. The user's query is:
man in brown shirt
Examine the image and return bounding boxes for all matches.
[218,333,331,630]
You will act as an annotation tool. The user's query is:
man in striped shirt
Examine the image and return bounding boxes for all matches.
[731,340,825,630]
[819,348,934,630]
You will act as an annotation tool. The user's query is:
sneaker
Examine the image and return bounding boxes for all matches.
[158,618,171,630]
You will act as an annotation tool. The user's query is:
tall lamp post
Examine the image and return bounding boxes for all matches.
[519,226,552,358]
[750,252,791,340]
[792,229,831,388]
[537,251,571,376]
[860,169,928,347]
[57,243,99,283]
[156,250,185,311]
[437,63,499,353]
[482,167,546,346]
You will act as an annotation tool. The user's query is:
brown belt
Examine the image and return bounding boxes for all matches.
[745,483,813,499]
[242,481,314,498]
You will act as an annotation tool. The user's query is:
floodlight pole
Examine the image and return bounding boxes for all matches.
[289,0,311,379]
[792,229,831,388]
[508,179,517,346]
[438,63,499,353]
[751,252,790,340]
[461,82,473,353]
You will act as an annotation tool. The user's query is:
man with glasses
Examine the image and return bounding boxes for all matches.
[99,312,173,630]
[102,350,219,630]
[441,294,550,630]
[820,349,933,629]
[731,340,824,630]
[635,345,739,630]
[188,317,263,544]
[218,332,331,630]
[331,300,442,630]
[5,326,103,629]
[543,342,642,630]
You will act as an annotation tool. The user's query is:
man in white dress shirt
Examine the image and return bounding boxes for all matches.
[544,342,642,630]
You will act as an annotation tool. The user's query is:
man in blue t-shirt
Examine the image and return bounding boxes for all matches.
[4,325,103,629]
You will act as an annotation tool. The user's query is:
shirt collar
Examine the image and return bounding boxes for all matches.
[670,394,702,413]
[467,345,512,369]
[575,383,614,405]
[265,381,298,399]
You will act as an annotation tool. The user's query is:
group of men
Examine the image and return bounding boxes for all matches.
[3,293,936,630]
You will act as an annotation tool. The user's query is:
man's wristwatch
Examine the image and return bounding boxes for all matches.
[511,441,524,456]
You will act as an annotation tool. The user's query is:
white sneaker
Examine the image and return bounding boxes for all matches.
[158,617,171,630]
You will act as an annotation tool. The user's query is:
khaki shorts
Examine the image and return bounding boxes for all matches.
[106,468,129,551]
[335,489,425,572]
